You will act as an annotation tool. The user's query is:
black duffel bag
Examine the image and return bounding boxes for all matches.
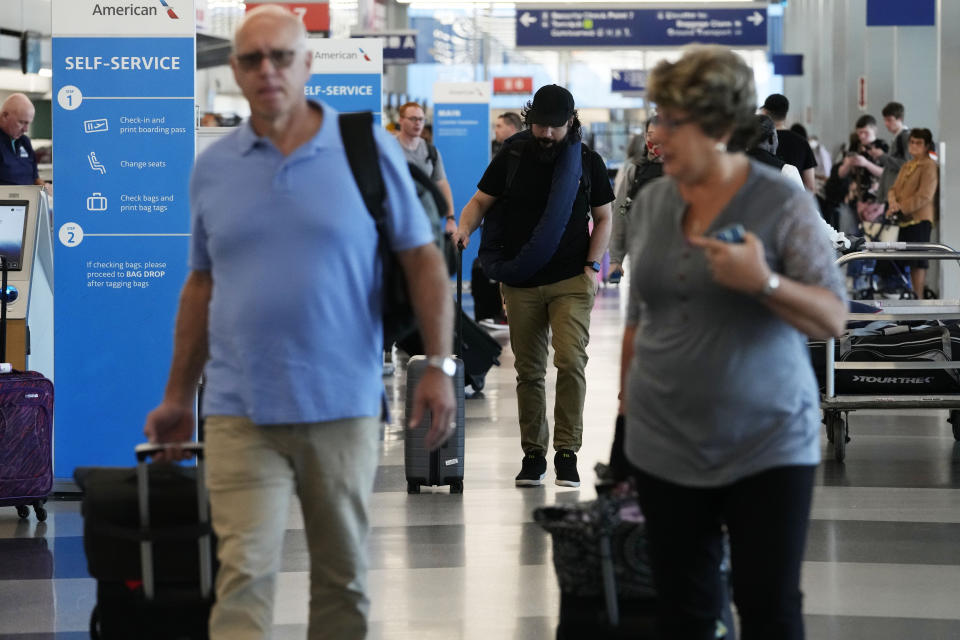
[810,323,960,394]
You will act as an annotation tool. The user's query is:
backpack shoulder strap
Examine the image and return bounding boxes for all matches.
[426,141,438,166]
[580,143,592,203]
[408,161,446,218]
[503,145,523,194]
[339,112,386,227]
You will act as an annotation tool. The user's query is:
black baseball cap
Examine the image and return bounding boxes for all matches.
[760,93,789,119]
[525,84,575,127]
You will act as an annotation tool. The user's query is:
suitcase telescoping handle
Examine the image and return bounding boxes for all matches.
[134,443,212,601]
[456,241,464,359]
[0,255,7,362]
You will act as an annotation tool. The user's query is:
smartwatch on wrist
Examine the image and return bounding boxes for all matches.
[585,260,601,273]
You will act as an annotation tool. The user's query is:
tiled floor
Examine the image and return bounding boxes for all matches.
[4,285,960,639]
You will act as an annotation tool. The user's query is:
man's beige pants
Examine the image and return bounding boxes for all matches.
[501,272,596,455]
[204,415,381,640]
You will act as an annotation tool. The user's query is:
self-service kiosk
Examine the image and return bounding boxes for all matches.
[0,186,54,379]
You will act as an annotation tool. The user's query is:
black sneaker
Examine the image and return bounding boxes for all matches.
[554,450,580,487]
[515,454,547,487]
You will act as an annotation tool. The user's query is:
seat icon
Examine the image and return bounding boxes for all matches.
[88,152,106,174]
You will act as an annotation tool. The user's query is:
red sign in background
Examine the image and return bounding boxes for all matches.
[493,77,533,95]
[245,2,331,32]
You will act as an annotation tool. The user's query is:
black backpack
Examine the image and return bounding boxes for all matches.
[339,112,447,345]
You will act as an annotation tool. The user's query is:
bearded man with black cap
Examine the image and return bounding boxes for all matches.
[452,84,614,488]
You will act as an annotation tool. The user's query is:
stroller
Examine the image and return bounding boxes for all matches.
[848,217,915,299]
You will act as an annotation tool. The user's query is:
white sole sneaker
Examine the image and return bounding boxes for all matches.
[555,477,581,488]
[515,473,546,487]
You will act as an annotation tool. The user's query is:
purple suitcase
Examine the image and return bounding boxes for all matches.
[0,370,54,521]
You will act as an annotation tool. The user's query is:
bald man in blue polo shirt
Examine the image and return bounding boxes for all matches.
[144,6,456,639]
[0,93,44,188]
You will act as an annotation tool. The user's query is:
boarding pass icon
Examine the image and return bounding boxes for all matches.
[83,119,108,133]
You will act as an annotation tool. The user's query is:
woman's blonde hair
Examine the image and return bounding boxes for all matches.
[648,46,756,139]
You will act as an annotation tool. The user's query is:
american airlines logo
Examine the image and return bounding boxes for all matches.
[851,375,934,384]
[313,49,373,62]
[92,1,179,19]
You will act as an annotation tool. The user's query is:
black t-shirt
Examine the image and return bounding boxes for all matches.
[775,129,817,173]
[477,139,614,287]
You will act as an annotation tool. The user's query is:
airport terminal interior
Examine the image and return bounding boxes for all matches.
[4,0,960,638]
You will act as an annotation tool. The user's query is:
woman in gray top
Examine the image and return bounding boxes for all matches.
[618,47,847,639]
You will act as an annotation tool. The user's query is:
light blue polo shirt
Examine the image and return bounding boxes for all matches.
[189,101,433,425]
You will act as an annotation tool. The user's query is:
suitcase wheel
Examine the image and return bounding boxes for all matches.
[949,410,960,441]
[407,481,421,494]
[449,480,464,494]
[468,374,485,392]
[34,502,47,522]
[16,505,29,519]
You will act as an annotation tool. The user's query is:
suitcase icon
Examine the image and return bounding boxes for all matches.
[86,193,107,211]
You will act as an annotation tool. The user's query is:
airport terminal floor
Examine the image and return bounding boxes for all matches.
[3,285,960,639]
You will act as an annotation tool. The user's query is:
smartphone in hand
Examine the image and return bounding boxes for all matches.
[711,224,746,244]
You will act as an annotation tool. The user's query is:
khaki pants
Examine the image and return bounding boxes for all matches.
[501,272,595,455]
[204,415,381,640]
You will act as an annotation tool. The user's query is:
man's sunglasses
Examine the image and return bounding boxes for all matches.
[235,49,298,71]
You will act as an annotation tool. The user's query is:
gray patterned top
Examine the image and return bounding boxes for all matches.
[624,161,846,487]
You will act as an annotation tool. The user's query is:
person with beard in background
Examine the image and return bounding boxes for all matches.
[452,84,614,488]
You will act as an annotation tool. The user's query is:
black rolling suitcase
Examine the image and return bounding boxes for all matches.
[75,443,215,639]
[397,260,502,392]
[404,248,468,494]
[471,257,504,323]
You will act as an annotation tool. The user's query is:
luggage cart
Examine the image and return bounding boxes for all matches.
[823,242,960,462]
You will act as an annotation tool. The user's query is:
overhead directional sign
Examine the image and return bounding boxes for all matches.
[866,0,935,26]
[772,54,804,76]
[516,6,768,48]
[612,69,646,94]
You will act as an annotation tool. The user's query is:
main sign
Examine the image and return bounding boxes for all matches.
[516,6,768,48]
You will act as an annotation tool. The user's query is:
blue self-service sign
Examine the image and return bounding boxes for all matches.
[307,38,383,120]
[433,83,490,279]
[51,0,195,479]
[516,6,768,48]
[612,69,647,94]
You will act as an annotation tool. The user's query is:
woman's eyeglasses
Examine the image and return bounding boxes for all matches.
[235,49,298,71]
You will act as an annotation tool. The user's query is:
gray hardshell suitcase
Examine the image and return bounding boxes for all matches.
[404,246,468,494]
[404,356,465,494]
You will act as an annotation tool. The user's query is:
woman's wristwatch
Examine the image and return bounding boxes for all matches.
[760,272,781,297]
